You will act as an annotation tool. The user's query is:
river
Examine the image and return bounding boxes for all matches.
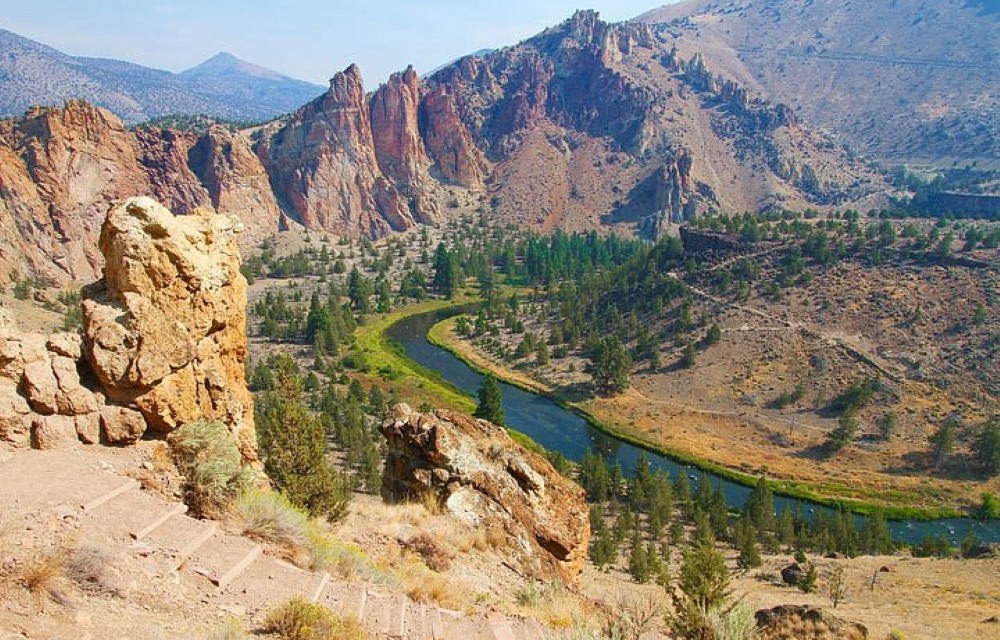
[386,308,1000,545]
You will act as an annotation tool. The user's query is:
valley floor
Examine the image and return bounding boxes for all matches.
[429,314,997,518]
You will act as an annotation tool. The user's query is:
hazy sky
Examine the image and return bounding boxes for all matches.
[3,1,677,87]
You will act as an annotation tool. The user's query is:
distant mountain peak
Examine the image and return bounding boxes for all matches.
[0,28,324,124]
[181,51,288,81]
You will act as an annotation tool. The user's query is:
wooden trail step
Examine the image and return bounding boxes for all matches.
[310,572,330,603]
[487,611,516,640]
[220,555,317,616]
[173,520,218,570]
[131,503,187,540]
[429,604,445,640]
[81,478,138,512]
[315,581,368,621]
[215,543,262,588]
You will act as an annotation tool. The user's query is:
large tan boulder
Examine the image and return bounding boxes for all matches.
[82,197,258,464]
[0,382,32,447]
[31,414,79,450]
[379,404,590,585]
[99,405,146,446]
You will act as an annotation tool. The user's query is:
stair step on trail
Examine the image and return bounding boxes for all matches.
[221,556,317,614]
[404,602,440,640]
[428,604,446,640]
[512,618,546,640]
[132,503,187,541]
[0,451,128,514]
[316,580,368,622]
[179,529,262,588]
[439,611,495,640]
[360,590,400,637]
[138,514,217,573]
[486,611,516,640]
[81,483,175,537]
[81,478,140,513]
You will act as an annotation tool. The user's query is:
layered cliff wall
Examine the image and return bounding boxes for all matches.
[0,11,885,283]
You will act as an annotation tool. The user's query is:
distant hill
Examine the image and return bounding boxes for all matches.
[0,30,324,124]
[635,0,1000,167]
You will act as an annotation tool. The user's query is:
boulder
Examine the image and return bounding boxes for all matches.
[756,605,868,639]
[99,406,147,446]
[47,332,83,360]
[781,562,805,586]
[51,355,99,416]
[21,359,59,415]
[0,382,32,447]
[74,413,101,445]
[379,404,590,585]
[82,197,258,464]
[31,415,79,450]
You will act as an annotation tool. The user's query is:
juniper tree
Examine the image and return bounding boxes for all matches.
[474,374,505,426]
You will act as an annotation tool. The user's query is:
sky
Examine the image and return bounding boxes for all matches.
[3,1,678,87]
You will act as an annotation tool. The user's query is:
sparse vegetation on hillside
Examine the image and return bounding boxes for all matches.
[168,419,257,517]
[263,597,368,640]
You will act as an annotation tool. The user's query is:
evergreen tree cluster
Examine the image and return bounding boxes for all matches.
[580,449,896,588]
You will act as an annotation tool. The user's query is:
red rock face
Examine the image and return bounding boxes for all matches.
[0,11,885,283]
[0,102,286,284]
[419,86,486,189]
[370,66,438,224]
[134,127,213,214]
[0,101,151,284]
[187,126,282,247]
[259,64,415,237]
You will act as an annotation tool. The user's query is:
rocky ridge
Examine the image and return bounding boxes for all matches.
[379,403,591,585]
[636,0,999,165]
[0,197,257,465]
[0,11,885,284]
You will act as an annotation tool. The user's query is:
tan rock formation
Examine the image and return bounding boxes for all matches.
[379,404,590,585]
[82,196,258,463]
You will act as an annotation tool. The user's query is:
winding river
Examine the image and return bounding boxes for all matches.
[386,308,1000,545]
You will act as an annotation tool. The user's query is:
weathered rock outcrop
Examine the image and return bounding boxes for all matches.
[379,404,590,585]
[0,314,136,451]
[370,67,439,224]
[0,11,886,284]
[0,101,285,285]
[419,85,486,188]
[0,101,152,284]
[0,197,257,463]
[259,64,415,238]
[81,197,258,463]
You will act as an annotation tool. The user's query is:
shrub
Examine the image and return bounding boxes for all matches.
[400,531,455,572]
[19,547,71,605]
[169,420,257,517]
[704,600,758,640]
[234,489,309,551]
[979,491,1000,519]
[263,597,368,640]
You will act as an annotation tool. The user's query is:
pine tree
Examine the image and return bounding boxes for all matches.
[474,374,505,426]
[677,540,731,611]
[736,516,762,570]
[746,475,775,532]
[347,267,371,313]
[628,532,650,584]
[256,355,350,521]
[432,243,459,298]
